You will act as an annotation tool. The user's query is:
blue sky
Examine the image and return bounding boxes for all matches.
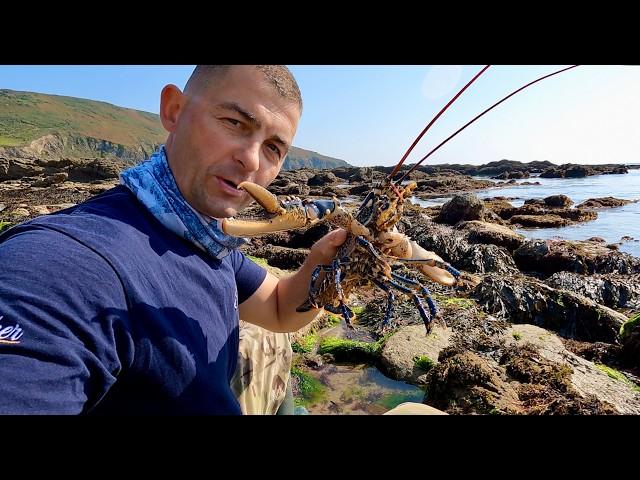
[2,65,639,166]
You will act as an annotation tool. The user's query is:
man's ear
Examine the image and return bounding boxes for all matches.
[159,84,184,133]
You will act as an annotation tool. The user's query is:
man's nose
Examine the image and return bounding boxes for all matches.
[234,140,261,172]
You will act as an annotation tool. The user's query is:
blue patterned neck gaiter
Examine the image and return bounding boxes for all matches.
[120,146,246,259]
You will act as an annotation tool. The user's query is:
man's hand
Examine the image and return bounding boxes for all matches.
[239,227,349,333]
[307,228,348,266]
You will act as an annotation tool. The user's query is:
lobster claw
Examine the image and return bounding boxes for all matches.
[379,230,458,286]
[221,181,339,237]
[407,240,458,286]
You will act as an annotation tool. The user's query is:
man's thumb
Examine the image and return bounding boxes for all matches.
[329,228,348,246]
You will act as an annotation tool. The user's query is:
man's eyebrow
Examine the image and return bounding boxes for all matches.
[219,101,290,151]
[270,135,289,151]
[218,102,260,127]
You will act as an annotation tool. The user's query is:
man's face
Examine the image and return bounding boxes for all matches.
[162,66,300,218]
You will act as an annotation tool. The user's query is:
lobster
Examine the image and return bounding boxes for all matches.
[222,65,579,333]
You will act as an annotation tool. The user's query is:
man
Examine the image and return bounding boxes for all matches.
[0,65,346,414]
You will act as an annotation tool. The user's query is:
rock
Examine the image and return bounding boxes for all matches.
[473,273,628,343]
[47,203,76,213]
[89,183,116,194]
[620,313,640,366]
[321,186,348,197]
[348,184,371,195]
[424,348,523,414]
[348,167,373,183]
[31,172,68,187]
[10,208,30,217]
[513,239,640,276]
[492,171,530,180]
[523,198,545,207]
[436,194,487,224]
[30,205,51,216]
[545,272,640,310]
[307,172,338,186]
[565,166,591,178]
[414,175,494,196]
[577,197,635,209]
[245,245,309,270]
[67,158,123,181]
[539,164,625,179]
[379,324,453,385]
[458,220,526,251]
[487,200,597,226]
[544,194,574,208]
[509,214,570,228]
[408,219,520,276]
[0,157,44,181]
[503,324,640,414]
[483,198,517,218]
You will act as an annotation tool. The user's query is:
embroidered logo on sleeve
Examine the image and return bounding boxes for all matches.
[0,316,24,345]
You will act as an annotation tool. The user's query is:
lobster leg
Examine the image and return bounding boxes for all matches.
[324,302,355,327]
[296,258,356,327]
[295,265,324,312]
[391,272,438,318]
[297,262,345,312]
[328,258,355,327]
[372,279,396,327]
[383,278,433,332]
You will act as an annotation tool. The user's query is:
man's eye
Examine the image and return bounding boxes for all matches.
[267,144,282,158]
[225,118,241,126]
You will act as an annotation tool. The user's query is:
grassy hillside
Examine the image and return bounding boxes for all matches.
[284,146,350,170]
[0,89,166,149]
[0,88,351,169]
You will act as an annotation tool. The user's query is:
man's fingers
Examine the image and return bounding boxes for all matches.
[309,228,348,264]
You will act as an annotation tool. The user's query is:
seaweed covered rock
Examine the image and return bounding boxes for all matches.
[502,325,640,414]
[408,219,520,276]
[424,347,523,414]
[423,324,637,414]
[620,313,640,366]
[457,220,526,251]
[244,245,309,270]
[472,273,628,343]
[545,272,640,309]
[513,239,640,276]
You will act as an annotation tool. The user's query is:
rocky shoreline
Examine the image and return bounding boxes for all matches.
[2,156,639,414]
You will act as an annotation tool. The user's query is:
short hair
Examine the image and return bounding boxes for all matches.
[184,65,302,112]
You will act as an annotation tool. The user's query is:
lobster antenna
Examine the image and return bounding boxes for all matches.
[386,65,490,183]
[396,65,580,185]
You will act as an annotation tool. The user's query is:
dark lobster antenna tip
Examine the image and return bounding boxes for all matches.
[385,65,491,184]
[395,65,580,185]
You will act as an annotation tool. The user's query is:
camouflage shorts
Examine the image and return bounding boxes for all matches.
[230,320,293,415]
